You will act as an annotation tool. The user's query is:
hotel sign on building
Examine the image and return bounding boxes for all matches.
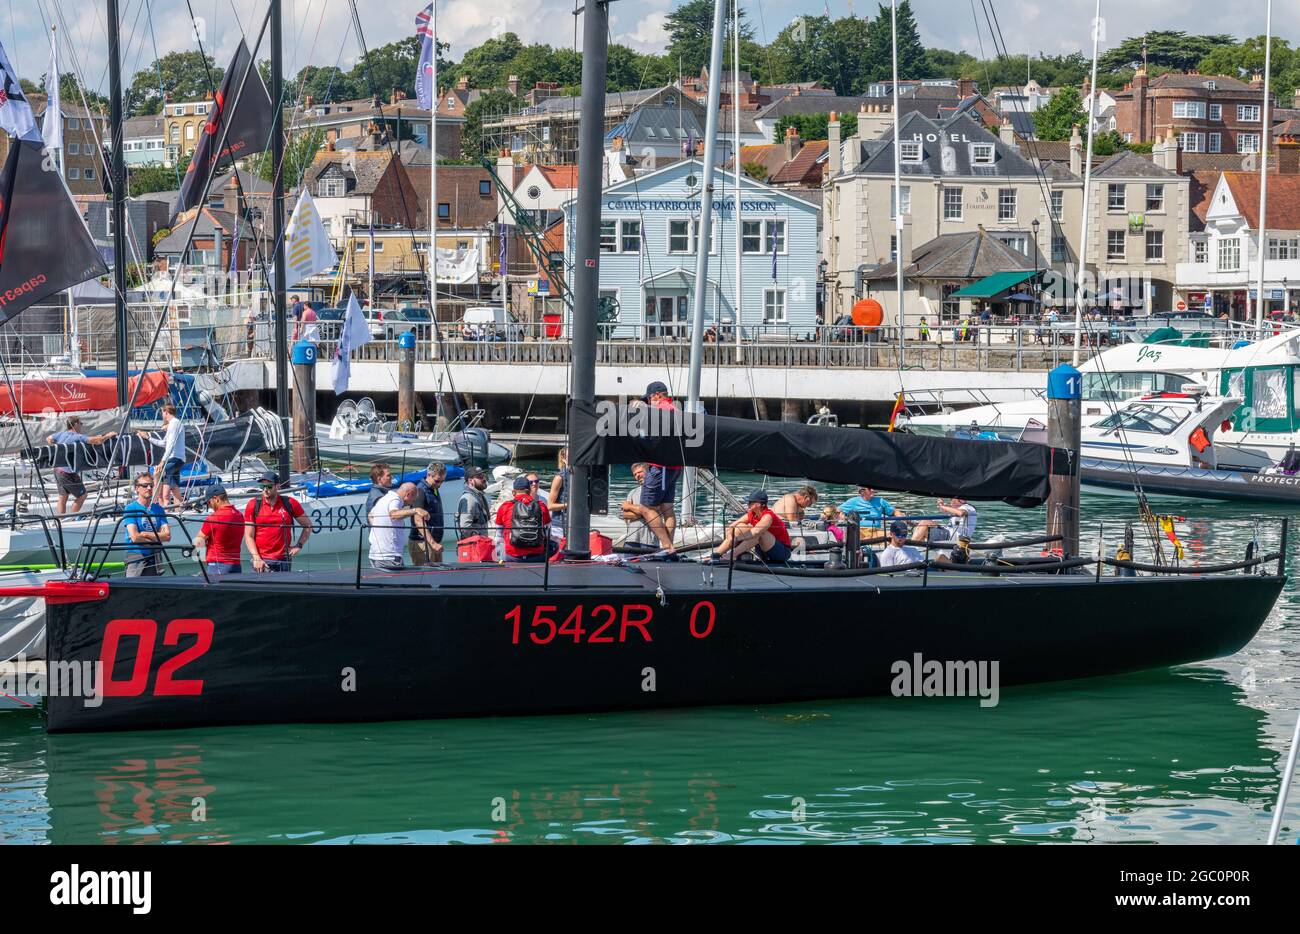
[564,158,819,339]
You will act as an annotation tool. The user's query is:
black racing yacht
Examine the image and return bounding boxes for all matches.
[0,0,1286,733]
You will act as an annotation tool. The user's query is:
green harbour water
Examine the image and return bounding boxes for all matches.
[2,469,1298,844]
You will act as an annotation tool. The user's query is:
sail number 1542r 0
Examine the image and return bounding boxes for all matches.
[504,601,716,645]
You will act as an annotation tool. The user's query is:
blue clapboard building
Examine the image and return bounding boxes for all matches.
[562,158,820,339]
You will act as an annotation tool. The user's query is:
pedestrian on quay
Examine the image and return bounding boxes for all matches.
[137,402,186,510]
[243,471,312,572]
[194,484,245,575]
[122,471,170,576]
[918,316,930,341]
[408,462,446,565]
[46,415,117,514]
[370,480,429,571]
[290,294,305,340]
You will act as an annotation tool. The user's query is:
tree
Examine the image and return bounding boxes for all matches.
[1198,35,1299,89]
[862,1,931,84]
[1090,131,1126,156]
[291,65,360,104]
[349,36,422,101]
[128,152,189,197]
[665,0,752,76]
[741,161,768,182]
[763,15,872,95]
[446,33,525,90]
[127,51,217,115]
[1098,31,1234,75]
[461,88,519,164]
[1033,87,1086,141]
[773,110,858,142]
[249,127,325,188]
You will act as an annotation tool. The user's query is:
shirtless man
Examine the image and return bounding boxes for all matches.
[773,485,818,523]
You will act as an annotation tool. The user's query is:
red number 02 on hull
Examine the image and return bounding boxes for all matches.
[98,618,214,697]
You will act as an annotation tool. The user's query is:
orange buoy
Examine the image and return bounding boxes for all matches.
[851,298,883,329]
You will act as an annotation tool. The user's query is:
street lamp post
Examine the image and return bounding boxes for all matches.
[1031,218,1041,328]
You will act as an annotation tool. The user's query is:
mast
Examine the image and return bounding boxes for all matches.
[272,0,290,481]
[564,0,612,559]
[891,0,904,367]
[107,0,128,402]
[1254,0,1274,329]
[732,0,743,364]
[1072,0,1102,367]
[681,0,726,524]
[429,2,438,355]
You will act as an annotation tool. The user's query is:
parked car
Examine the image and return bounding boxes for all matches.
[460,306,524,341]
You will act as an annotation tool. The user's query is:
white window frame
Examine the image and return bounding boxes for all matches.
[1050,190,1063,220]
[997,188,1016,222]
[1107,230,1125,261]
[1145,230,1164,263]
[1208,132,1222,153]
[667,219,692,254]
[1146,184,1164,213]
[599,220,618,253]
[899,140,922,163]
[1208,104,1222,121]
[68,142,79,155]
[667,218,716,255]
[1268,237,1300,261]
[1238,133,1261,154]
[1173,101,1206,119]
[68,117,79,130]
[68,167,80,179]
[762,287,787,323]
[1218,236,1240,272]
[1107,184,1126,212]
[1179,132,1204,153]
[84,167,95,180]
[1238,104,1261,123]
[889,185,911,219]
[619,219,641,254]
[942,186,963,221]
[969,143,995,166]
[1193,238,1208,264]
[1051,233,1067,263]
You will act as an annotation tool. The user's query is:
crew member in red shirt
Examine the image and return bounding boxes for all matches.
[243,470,312,572]
[495,475,552,562]
[194,484,246,575]
[712,489,792,563]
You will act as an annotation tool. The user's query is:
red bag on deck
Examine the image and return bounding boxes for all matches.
[457,535,495,563]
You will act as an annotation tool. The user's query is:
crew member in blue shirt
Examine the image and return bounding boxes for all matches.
[123,471,171,576]
[836,484,904,543]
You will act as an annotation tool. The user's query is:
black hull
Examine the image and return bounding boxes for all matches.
[1081,458,1300,504]
[42,565,1284,732]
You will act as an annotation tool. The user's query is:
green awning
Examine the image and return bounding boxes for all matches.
[949,270,1037,299]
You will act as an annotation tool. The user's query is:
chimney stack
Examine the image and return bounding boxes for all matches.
[999,116,1016,148]
[957,78,975,99]
[1278,139,1300,176]
[304,94,313,108]
[457,76,469,91]
[784,125,802,162]
[1251,73,1265,90]
[1069,123,1082,176]
[1132,67,1149,142]
[828,111,841,179]
[508,74,520,96]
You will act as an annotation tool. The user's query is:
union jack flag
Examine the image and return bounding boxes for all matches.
[415,3,434,38]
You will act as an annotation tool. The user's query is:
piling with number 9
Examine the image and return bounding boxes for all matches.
[1046,364,1082,557]
[291,340,317,471]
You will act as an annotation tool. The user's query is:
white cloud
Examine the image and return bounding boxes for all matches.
[622,12,670,50]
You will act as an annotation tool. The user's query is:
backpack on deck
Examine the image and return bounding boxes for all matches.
[509,497,543,549]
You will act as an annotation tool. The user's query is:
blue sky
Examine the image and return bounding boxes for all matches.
[6,0,1296,97]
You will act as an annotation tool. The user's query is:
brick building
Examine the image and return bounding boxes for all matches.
[1113,69,1275,154]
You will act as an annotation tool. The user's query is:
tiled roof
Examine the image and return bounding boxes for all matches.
[864,228,1035,281]
[1221,171,1300,229]
[754,95,878,122]
[737,144,787,181]
[304,150,396,195]
[852,110,1040,178]
[1188,170,1221,232]
[123,114,164,139]
[1091,150,1179,179]
[537,165,579,190]
[771,139,829,185]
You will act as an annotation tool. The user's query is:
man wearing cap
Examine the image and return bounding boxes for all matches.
[628,380,681,553]
[495,475,552,562]
[456,466,491,540]
[409,462,446,565]
[712,490,792,564]
[243,471,312,572]
[194,485,245,575]
[878,520,924,568]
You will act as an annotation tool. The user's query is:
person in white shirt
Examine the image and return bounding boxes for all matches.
[878,521,925,568]
[136,402,186,509]
[915,497,977,544]
[368,481,429,571]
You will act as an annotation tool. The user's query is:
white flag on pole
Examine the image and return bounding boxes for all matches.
[284,189,335,286]
[0,39,42,142]
[41,31,61,152]
[332,293,373,395]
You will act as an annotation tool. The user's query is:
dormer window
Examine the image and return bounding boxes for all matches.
[899,140,922,163]
[970,143,995,165]
[1205,80,1217,90]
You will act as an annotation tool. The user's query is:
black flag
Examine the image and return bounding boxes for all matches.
[174,40,273,216]
[0,140,109,326]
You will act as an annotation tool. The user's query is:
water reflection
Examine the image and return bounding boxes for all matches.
[0,665,1283,845]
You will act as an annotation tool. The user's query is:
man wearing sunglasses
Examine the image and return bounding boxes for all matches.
[123,471,170,576]
[243,471,312,572]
